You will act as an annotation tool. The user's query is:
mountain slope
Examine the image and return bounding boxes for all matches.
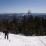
[0,32,46,46]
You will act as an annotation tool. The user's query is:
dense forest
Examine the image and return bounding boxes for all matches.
[0,13,46,36]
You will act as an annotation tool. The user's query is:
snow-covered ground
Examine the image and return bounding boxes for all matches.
[0,32,46,46]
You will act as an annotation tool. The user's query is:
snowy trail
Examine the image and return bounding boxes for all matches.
[38,36,46,46]
[0,32,46,46]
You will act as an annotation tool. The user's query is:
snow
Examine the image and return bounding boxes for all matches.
[0,32,46,46]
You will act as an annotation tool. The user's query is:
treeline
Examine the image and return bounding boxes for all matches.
[0,14,46,36]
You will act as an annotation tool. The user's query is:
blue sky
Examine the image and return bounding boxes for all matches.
[0,0,46,13]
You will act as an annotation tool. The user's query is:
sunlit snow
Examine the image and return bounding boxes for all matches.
[0,32,46,46]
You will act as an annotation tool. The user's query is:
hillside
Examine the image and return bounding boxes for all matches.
[0,32,46,46]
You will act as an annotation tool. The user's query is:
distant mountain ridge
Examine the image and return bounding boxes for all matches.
[0,13,46,20]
